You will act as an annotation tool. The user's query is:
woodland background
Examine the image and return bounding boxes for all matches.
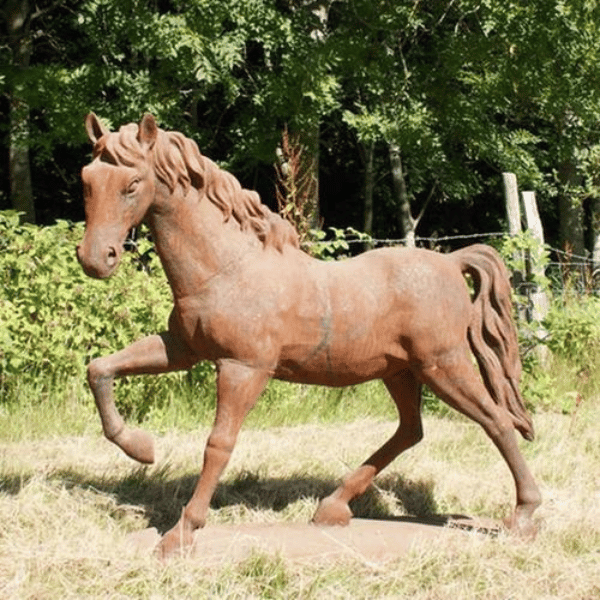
[1,8,600,596]
[3,0,600,257]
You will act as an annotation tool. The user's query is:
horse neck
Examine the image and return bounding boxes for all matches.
[147,186,257,298]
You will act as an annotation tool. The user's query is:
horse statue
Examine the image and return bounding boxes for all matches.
[77,113,540,557]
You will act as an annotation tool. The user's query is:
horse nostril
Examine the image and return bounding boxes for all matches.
[106,246,118,266]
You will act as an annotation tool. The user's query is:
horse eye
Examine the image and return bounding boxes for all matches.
[126,178,141,195]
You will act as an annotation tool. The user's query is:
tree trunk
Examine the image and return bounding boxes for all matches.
[9,102,34,223]
[558,194,585,257]
[296,123,320,228]
[557,160,585,257]
[6,0,35,223]
[362,141,375,246]
[388,142,415,247]
[293,1,330,230]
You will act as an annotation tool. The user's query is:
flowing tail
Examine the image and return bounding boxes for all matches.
[451,244,534,440]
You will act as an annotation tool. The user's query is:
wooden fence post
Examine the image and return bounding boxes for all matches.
[503,175,550,363]
[503,173,525,293]
[522,190,550,363]
[521,191,549,320]
[503,172,521,237]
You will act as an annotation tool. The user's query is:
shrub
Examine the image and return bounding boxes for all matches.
[0,211,212,418]
[543,294,600,365]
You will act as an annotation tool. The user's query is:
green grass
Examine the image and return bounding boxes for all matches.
[0,376,401,441]
[0,352,593,443]
[1,401,599,599]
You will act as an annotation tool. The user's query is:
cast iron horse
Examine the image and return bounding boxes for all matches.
[77,114,540,557]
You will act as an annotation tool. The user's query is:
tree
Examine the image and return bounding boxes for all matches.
[1,0,256,221]
[1,0,347,223]
[448,1,600,255]
[4,0,600,256]
[201,0,341,223]
[334,1,496,244]
[2,0,119,222]
[331,0,600,253]
[4,0,35,222]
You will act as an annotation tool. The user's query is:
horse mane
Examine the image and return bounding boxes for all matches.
[95,122,300,252]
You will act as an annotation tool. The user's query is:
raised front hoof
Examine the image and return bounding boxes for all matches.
[156,524,195,560]
[112,427,155,464]
[312,497,353,526]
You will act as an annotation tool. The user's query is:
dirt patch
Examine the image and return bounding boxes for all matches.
[127,516,501,566]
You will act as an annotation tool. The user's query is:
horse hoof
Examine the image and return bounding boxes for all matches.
[503,513,539,541]
[113,427,155,464]
[156,525,194,560]
[312,497,353,526]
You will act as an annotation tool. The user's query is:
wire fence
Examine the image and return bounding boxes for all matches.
[310,229,600,297]
[359,231,506,247]
[311,230,505,248]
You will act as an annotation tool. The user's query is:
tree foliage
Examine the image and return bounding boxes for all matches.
[2,0,600,250]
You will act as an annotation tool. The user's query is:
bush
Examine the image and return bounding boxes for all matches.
[0,211,212,419]
[543,295,600,365]
[514,291,600,414]
[2,213,598,426]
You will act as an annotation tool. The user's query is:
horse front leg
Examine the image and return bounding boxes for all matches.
[87,330,197,464]
[158,360,269,557]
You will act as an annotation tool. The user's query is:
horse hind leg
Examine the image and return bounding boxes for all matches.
[312,370,423,526]
[419,349,541,536]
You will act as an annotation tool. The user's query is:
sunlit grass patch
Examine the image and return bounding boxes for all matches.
[1,406,599,598]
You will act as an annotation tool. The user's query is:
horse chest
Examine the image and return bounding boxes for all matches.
[173,294,280,361]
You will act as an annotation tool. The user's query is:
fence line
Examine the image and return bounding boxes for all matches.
[367,231,506,246]
[312,230,597,262]
[309,231,600,294]
[309,231,506,248]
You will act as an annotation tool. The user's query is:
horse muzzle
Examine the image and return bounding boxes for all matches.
[76,239,121,279]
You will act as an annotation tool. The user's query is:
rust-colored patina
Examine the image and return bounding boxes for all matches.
[77,114,540,557]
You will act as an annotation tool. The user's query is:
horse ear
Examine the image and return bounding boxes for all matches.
[85,113,109,145]
[138,113,158,149]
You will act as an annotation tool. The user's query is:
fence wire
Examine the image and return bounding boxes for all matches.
[310,230,600,296]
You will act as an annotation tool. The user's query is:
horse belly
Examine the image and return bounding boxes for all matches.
[274,326,406,386]
[273,356,394,386]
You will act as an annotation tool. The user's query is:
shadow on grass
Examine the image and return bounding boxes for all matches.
[0,473,34,495]
[0,466,498,537]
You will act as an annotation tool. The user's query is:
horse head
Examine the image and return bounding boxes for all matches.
[77,113,159,279]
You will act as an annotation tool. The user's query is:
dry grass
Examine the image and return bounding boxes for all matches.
[1,401,599,599]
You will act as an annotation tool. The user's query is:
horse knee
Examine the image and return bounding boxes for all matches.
[411,425,424,446]
[206,431,236,458]
[479,407,514,441]
[398,422,423,448]
[87,356,113,387]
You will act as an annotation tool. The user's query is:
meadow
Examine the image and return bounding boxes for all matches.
[0,377,598,599]
[2,216,600,597]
